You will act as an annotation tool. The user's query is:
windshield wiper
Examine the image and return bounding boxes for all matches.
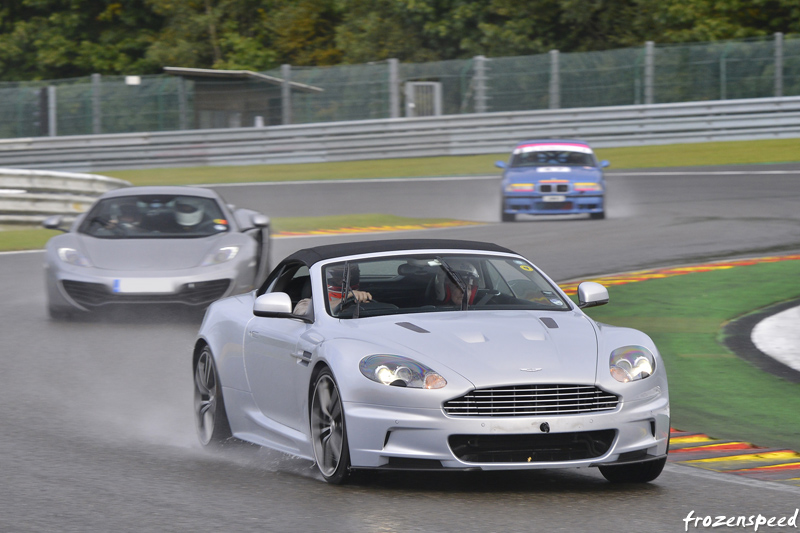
[339,262,360,319]
[436,256,468,310]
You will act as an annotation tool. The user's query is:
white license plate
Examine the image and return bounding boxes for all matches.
[113,278,176,294]
[542,195,566,202]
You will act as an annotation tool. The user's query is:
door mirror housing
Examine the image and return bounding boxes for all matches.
[577,282,609,308]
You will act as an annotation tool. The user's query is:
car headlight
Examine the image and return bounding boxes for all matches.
[574,182,603,192]
[359,355,447,389]
[202,246,239,266]
[609,345,655,382]
[57,247,91,267]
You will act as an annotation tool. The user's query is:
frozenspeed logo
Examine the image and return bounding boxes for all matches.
[684,509,798,531]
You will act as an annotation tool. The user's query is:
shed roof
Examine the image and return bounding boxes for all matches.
[163,67,323,93]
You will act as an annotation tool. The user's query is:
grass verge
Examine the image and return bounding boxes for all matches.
[578,259,800,451]
[98,137,800,186]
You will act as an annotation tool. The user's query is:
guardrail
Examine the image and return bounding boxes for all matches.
[0,168,130,225]
[0,96,799,172]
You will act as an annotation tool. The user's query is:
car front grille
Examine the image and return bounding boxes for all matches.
[449,430,616,463]
[62,279,231,307]
[540,184,570,193]
[443,384,619,417]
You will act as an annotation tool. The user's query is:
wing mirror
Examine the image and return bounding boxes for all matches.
[43,215,68,232]
[495,161,507,169]
[251,214,270,228]
[577,282,609,309]
[600,160,610,168]
[253,292,292,316]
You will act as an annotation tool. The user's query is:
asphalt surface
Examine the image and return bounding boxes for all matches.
[2,164,800,532]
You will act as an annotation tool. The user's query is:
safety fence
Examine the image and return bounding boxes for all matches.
[0,96,799,172]
[1,34,798,139]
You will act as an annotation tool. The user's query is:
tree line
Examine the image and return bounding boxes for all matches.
[1,0,797,82]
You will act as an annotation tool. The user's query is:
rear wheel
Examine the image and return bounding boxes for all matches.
[194,346,233,447]
[310,368,351,484]
[599,456,667,483]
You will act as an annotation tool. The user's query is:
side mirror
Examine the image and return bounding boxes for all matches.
[600,160,610,168]
[577,282,609,309]
[253,292,292,317]
[251,214,270,228]
[495,161,507,169]
[43,215,67,232]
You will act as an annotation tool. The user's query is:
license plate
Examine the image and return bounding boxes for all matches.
[542,195,566,202]
[113,278,175,294]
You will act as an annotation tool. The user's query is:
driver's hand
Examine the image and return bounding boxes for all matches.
[349,289,372,303]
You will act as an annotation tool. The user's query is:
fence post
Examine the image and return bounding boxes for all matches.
[281,64,292,125]
[644,42,654,105]
[91,73,102,134]
[47,86,57,136]
[177,77,188,130]
[549,50,560,109]
[775,32,784,98]
[473,55,487,113]
[389,58,400,118]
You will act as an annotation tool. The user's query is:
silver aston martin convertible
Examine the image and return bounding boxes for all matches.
[43,186,270,318]
[193,239,669,484]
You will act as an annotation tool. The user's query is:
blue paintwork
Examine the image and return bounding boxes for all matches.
[498,140,608,220]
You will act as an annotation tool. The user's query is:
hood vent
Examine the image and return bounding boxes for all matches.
[540,317,559,329]
[396,322,429,333]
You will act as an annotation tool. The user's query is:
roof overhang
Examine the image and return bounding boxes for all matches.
[163,67,323,93]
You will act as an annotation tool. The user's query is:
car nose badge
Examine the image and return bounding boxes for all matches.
[520,368,543,372]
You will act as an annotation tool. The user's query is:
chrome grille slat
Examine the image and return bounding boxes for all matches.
[443,384,619,417]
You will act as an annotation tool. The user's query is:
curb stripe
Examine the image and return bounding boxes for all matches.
[272,220,481,238]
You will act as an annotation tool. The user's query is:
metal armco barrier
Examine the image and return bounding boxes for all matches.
[0,96,799,172]
[0,168,130,225]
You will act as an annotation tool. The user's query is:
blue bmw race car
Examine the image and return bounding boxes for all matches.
[497,140,609,221]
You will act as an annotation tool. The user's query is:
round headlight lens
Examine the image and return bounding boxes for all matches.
[609,345,655,383]
[360,355,446,389]
[57,247,91,267]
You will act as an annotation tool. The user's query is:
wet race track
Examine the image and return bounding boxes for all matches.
[2,165,800,532]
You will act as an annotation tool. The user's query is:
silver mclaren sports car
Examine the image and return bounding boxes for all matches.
[43,186,270,318]
[193,239,669,484]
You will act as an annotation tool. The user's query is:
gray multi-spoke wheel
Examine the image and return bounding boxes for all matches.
[310,368,351,484]
[194,346,232,447]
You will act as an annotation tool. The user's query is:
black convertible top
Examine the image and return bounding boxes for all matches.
[282,239,517,266]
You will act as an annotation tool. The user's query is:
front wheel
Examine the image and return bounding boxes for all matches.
[599,457,667,483]
[590,211,606,220]
[310,368,351,484]
[194,346,233,447]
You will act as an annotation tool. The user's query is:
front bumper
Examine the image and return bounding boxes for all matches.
[344,394,669,471]
[503,194,604,216]
[45,261,255,311]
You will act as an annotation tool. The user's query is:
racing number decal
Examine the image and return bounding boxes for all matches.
[520,265,534,272]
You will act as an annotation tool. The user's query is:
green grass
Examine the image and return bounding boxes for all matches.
[578,259,800,451]
[0,227,61,251]
[98,137,800,186]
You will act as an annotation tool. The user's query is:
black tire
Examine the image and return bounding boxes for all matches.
[310,368,352,484]
[590,211,606,220]
[194,346,233,447]
[599,456,667,483]
[501,210,516,222]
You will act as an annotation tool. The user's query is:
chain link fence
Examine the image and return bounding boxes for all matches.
[2,34,798,140]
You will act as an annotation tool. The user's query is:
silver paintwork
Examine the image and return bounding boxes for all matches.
[196,246,669,478]
[43,185,270,316]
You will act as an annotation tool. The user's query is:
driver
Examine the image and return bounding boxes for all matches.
[174,198,205,230]
[325,263,371,312]
[434,259,480,307]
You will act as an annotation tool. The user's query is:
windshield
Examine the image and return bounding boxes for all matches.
[323,254,570,319]
[510,147,597,168]
[78,195,230,239]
